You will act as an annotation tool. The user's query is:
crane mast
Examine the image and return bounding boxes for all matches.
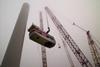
[45,7,93,67]
[87,31,100,67]
[40,12,48,67]
[73,23,100,67]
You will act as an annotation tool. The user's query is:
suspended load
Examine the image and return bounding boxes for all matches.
[28,24,56,48]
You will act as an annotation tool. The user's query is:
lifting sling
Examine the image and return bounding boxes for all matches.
[28,24,56,48]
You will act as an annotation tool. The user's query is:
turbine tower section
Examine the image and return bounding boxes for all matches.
[1,3,29,67]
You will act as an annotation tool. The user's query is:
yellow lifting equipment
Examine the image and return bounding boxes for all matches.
[28,24,56,48]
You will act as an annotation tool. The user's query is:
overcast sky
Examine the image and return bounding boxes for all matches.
[0,0,100,67]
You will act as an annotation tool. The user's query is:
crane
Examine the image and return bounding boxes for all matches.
[73,23,100,67]
[45,6,93,67]
[40,12,48,67]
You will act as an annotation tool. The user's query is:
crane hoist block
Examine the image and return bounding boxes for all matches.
[28,24,56,48]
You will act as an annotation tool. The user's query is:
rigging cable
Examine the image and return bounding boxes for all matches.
[45,10,50,34]
[46,10,49,28]
[46,10,61,48]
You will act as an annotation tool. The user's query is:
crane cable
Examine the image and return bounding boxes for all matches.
[73,22,87,32]
[73,22,100,50]
[46,11,50,30]
[45,11,61,48]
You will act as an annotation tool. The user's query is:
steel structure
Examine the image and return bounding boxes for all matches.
[45,7,93,67]
[87,31,100,67]
[40,12,48,67]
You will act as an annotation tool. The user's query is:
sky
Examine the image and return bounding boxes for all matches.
[0,0,100,67]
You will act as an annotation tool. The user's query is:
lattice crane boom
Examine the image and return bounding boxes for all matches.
[73,23,100,67]
[87,31,100,67]
[45,7,93,67]
[40,12,48,67]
